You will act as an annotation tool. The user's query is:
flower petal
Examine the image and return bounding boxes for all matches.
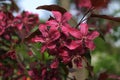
[80,23,88,36]
[49,26,60,41]
[87,31,99,40]
[60,50,69,57]
[69,27,82,39]
[61,25,71,36]
[47,43,56,50]
[50,59,59,69]
[39,24,48,37]
[59,50,71,63]
[52,11,62,22]
[85,40,95,50]
[62,12,72,22]
[64,40,81,50]
[46,20,58,27]
[41,45,47,53]
[32,36,45,43]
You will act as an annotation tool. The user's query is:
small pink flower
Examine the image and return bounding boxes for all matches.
[50,59,59,69]
[69,23,99,50]
[32,24,60,53]
[7,51,16,60]
[13,11,39,32]
[47,11,72,36]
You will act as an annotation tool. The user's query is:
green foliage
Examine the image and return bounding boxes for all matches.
[92,52,120,75]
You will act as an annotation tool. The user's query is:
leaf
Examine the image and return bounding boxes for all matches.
[0,49,7,55]
[98,72,108,80]
[84,49,91,64]
[25,29,40,41]
[98,71,120,80]
[98,30,105,41]
[90,13,120,22]
[11,0,19,12]
[36,5,67,14]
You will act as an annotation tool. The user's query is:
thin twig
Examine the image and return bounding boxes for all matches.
[90,13,120,22]
[75,7,94,28]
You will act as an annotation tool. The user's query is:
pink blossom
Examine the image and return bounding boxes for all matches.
[47,11,72,36]
[70,23,99,50]
[0,11,6,35]
[50,59,59,69]
[13,11,39,32]
[32,24,60,53]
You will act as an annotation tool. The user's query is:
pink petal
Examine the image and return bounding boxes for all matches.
[87,31,99,40]
[41,68,46,76]
[64,40,81,50]
[41,45,47,53]
[80,23,88,36]
[39,24,47,32]
[85,40,95,50]
[46,20,58,26]
[39,24,48,37]
[69,27,82,39]
[61,25,71,36]
[0,12,5,19]
[32,36,45,43]
[62,57,71,63]
[50,59,59,69]
[17,23,23,30]
[28,70,33,76]
[52,11,62,22]
[60,50,69,57]
[0,26,4,35]
[62,12,72,22]
[47,43,56,50]
[59,50,71,63]
[49,26,60,41]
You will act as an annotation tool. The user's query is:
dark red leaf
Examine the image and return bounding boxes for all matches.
[90,13,120,22]
[108,74,120,79]
[25,29,40,41]
[98,72,108,80]
[36,5,67,14]
[11,0,19,12]
[90,0,109,8]
[98,72,120,80]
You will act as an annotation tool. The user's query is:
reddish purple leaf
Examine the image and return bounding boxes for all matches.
[25,29,40,41]
[36,5,67,14]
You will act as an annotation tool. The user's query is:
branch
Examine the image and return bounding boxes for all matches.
[90,14,120,22]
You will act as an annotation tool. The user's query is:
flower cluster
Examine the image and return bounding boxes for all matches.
[13,11,39,32]
[0,10,40,80]
[32,11,99,68]
[0,11,14,35]
[0,3,100,80]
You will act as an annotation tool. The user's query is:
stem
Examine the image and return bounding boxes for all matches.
[15,52,26,70]
[90,13,120,22]
[75,7,94,28]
